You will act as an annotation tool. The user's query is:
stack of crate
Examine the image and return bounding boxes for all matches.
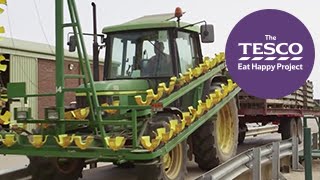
[304,80,315,109]
[238,80,315,109]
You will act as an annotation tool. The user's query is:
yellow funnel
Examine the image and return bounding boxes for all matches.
[146,88,164,101]
[101,100,120,115]
[105,136,126,151]
[0,134,17,147]
[157,128,173,143]
[214,89,223,102]
[54,134,74,148]
[221,84,229,98]
[0,0,7,5]
[73,107,90,119]
[199,63,209,73]
[140,136,161,152]
[159,76,176,95]
[135,95,153,106]
[227,79,234,92]
[177,74,186,87]
[29,135,48,148]
[181,111,195,126]
[0,111,11,125]
[74,135,94,150]
[169,120,185,135]
[192,67,203,78]
[205,97,214,110]
[183,69,193,83]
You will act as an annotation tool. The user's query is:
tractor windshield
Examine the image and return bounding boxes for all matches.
[105,30,173,79]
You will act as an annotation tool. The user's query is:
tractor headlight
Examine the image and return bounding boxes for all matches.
[14,107,31,121]
[45,109,59,120]
[17,111,27,120]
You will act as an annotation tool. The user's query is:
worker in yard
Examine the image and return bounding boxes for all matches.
[146,41,173,76]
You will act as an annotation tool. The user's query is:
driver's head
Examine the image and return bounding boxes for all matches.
[154,41,164,55]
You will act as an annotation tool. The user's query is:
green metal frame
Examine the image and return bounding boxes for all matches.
[0,87,240,160]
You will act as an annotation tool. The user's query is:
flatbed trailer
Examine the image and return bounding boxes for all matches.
[237,80,320,143]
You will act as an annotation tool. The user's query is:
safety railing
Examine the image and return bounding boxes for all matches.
[196,135,304,180]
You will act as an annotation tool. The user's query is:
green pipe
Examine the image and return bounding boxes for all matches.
[304,127,312,180]
[55,0,65,133]
[132,110,138,148]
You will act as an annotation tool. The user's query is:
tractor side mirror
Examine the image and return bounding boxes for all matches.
[200,24,214,43]
[67,35,77,52]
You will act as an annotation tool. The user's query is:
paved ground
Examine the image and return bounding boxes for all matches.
[0,119,319,179]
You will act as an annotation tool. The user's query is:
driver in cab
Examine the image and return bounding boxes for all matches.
[145,41,173,76]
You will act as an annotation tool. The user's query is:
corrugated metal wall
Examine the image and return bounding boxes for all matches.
[10,55,38,130]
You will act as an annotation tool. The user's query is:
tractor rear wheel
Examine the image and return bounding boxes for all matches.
[136,141,187,180]
[28,157,84,180]
[191,98,239,170]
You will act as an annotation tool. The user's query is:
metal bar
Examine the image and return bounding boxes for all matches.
[132,110,138,148]
[69,0,108,147]
[312,133,318,150]
[304,127,313,180]
[16,119,89,124]
[272,142,280,179]
[292,135,303,171]
[26,93,56,97]
[55,0,65,134]
[64,74,85,79]
[63,87,91,92]
[252,148,261,180]
[62,23,76,27]
[303,116,307,127]
[161,63,225,107]
[196,139,292,180]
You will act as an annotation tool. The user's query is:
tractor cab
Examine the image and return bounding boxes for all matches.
[76,9,215,109]
[103,12,214,81]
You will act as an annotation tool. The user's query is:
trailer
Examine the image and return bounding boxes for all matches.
[238,80,320,143]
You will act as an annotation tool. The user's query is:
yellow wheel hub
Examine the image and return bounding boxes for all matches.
[216,104,235,154]
[163,143,183,179]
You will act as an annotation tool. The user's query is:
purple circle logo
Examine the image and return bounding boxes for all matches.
[226,9,315,99]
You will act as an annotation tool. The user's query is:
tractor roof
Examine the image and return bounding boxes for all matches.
[102,13,199,33]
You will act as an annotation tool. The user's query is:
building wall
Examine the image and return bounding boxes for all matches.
[9,55,38,130]
[38,59,104,119]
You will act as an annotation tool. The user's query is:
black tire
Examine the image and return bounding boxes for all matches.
[28,157,84,180]
[113,161,135,168]
[191,98,239,171]
[136,141,188,180]
[280,117,298,140]
[296,118,303,144]
[238,130,246,144]
[238,121,247,144]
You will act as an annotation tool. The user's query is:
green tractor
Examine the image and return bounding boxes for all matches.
[0,1,240,180]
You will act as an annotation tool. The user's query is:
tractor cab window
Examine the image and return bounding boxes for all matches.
[106,30,173,79]
[176,31,196,73]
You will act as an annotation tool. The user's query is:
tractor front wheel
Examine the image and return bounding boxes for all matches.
[136,141,187,180]
[28,157,84,180]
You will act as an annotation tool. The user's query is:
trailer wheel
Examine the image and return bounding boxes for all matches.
[296,118,303,143]
[136,141,187,180]
[28,157,84,180]
[238,122,247,144]
[280,117,298,141]
[191,98,239,170]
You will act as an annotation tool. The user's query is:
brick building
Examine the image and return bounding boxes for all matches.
[0,38,103,120]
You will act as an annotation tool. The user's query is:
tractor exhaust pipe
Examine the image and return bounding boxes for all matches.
[92,2,99,81]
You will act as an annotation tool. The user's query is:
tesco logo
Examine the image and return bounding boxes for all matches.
[237,35,303,61]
